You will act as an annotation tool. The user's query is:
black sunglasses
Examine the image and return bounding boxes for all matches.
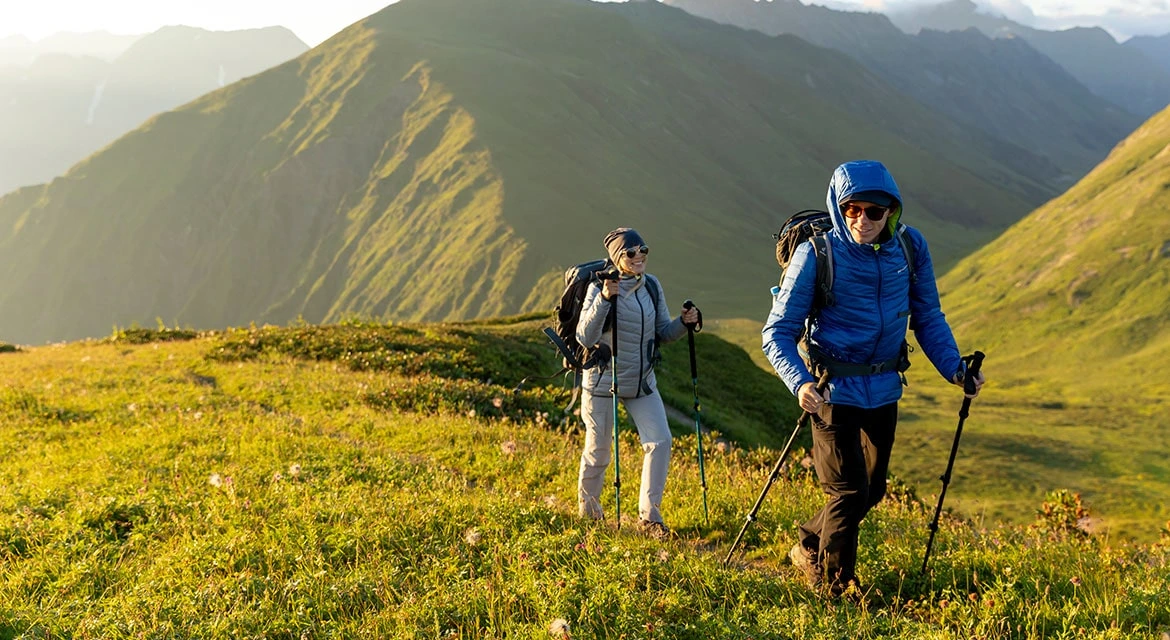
[623,245,650,259]
[843,202,890,221]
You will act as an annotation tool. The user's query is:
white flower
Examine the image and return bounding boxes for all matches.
[127,403,138,413]
[193,411,203,420]
[500,441,517,455]
[208,473,223,487]
[463,528,482,546]
[549,618,571,637]
[468,409,477,418]
[288,463,302,477]
[492,396,504,409]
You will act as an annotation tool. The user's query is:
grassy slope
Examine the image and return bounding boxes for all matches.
[703,104,1170,538]
[0,0,1050,345]
[883,104,1170,536]
[0,323,1166,637]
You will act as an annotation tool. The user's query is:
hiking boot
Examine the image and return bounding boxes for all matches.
[788,543,822,588]
[637,519,672,540]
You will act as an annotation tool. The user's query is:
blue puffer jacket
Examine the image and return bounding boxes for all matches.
[762,160,964,409]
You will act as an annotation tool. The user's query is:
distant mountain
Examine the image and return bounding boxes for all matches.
[0,26,308,194]
[662,0,1140,183]
[1125,33,1170,74]
[0,0,1056,344]
[0,31,141,67]
[887,0,1170,118]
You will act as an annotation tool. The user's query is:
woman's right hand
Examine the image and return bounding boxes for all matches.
[602,278,620,300]
[798,381,826,414]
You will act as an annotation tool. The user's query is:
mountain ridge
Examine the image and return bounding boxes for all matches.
[0,0,1064,344]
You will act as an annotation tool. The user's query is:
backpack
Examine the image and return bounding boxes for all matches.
[772,209,916,379]
[529,258,661,410]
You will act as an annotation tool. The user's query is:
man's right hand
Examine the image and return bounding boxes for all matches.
[798,381,827,414]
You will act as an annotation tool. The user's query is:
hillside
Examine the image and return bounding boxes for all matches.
[0,26,307,194]
[662,0,1139,182]
[0,321,1166,636]
[0,0,1060,344]
[938,104,1170,399]
[875,103,1170,536]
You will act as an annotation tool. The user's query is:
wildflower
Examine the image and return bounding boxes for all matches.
[127,403,138,412]
[548,618,571,638]
[272,472,284,482]
[209,473,223,487]
[543,495,557,508]
[968,592,979,602]
[1070,576,1082,587]
[288,463,301,477]
[939,599,949,608]
[800,455,814,470]
[468,409,477,418]
[193,411,203,420]
[501,441,518,455]
[492,396,504,409]
[715,440,730,454]
[464,528,482,546]
[657,549,670,562]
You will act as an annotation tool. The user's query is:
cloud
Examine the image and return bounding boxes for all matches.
[980,0,1037,23]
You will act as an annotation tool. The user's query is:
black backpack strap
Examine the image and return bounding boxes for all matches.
[810,235,835,308]
[896,225,917,285]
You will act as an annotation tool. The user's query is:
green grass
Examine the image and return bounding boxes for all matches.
[1,321,1168,637]
[706,318,1170,541]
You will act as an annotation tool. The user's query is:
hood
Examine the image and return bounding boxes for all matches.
[825,160,904,246]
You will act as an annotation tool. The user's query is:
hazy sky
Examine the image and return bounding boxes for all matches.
[1,0,1168,46]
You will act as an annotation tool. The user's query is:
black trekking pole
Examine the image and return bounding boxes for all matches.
[921,351,985,574]
[723,371,830,567]
[682,300,709,526]
[609,294,622,529]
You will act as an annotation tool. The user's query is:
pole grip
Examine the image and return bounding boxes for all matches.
[962,351,985,396]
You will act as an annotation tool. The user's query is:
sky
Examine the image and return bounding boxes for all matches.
[1,0,1169,47]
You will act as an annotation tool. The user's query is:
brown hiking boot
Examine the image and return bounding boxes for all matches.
[789,543,822,588]
[637,519,672,540]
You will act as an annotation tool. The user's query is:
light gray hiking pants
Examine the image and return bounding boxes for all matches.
[578,390,672,524]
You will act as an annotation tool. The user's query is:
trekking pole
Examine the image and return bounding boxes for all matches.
[682,300,709,526]
[723,371,830,567]
[921,351,985,574]
[609,296,622,529]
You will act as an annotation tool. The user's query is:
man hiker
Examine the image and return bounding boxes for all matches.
[761,160,985,596]
[576,227,700,538]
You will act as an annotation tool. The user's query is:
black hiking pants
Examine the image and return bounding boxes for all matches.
[798,402,898,590]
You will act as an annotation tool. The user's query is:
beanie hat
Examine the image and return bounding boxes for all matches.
[603,227,646,266]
